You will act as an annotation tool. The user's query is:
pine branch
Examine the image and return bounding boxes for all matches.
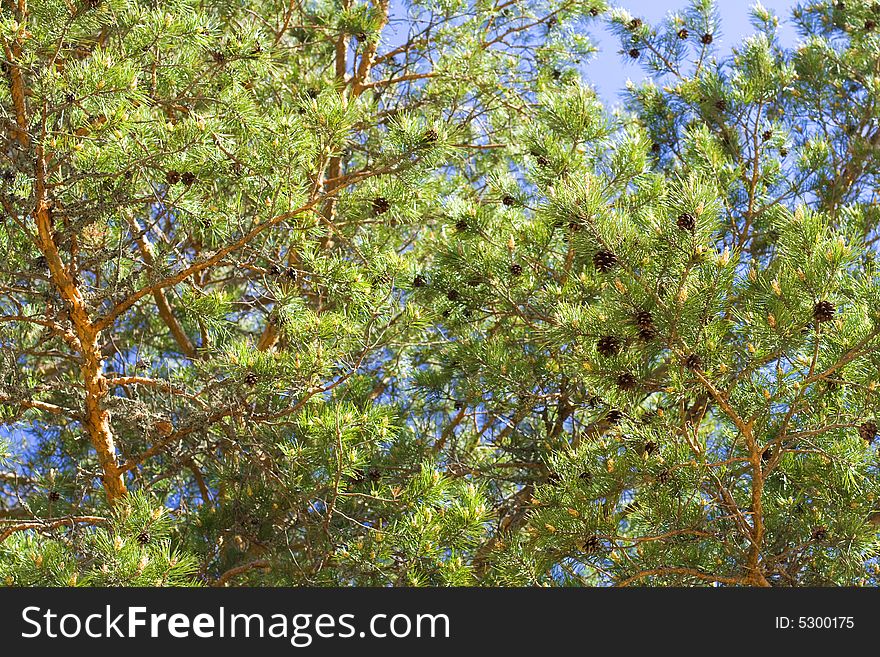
[0,516,109,544]
[616,567,744,587]
[214,560,271,587]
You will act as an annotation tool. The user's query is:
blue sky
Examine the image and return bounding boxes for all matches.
[386,0,802,104]
[586,0,800,103]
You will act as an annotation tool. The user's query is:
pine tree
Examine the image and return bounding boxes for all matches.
[1,0,880,588]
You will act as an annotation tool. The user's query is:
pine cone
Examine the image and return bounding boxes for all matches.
[422,128,439,143]
[701,33,714,44]
[501,194,517,206]
[372,196,390,215]
[635,310,654,329]
[811,526,828,541]
[596,335,622,358]
[628,18,642,30]
[859,421,877,444]
[606,408,624,425]
[455,219,469,232]
[413,274,427,288]
[684,353,702,370]
[593,249,618,273]
[643,441,658,456]
[813,300,835,323]
[676,212,696,231]
[446,289,460,302]
[677,28,689,39]
[165,170,181,185]
[244,372,259,386]
[509,263,523,276]
[629,48,640,59]
[655,468,672,484]
[635,310,657,341]
[48,490,61,502]
[714,99,727,112]
[616,372,637,391]
[580,535,602,555]
[761,129,773,141]
[181,172,196,186]
[137,531,151,545]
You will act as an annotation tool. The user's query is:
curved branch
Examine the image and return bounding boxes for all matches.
[0,516,109,544]
[213,559,271,587]
[616,567,744,587]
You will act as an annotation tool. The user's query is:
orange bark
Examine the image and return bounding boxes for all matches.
[7,19,127,505]
[34,186,126,504]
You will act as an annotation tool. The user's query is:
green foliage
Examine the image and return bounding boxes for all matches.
[0,493,198,586]
[2,0,880,587]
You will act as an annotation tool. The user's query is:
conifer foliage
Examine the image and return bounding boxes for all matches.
[1,0,880,587]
